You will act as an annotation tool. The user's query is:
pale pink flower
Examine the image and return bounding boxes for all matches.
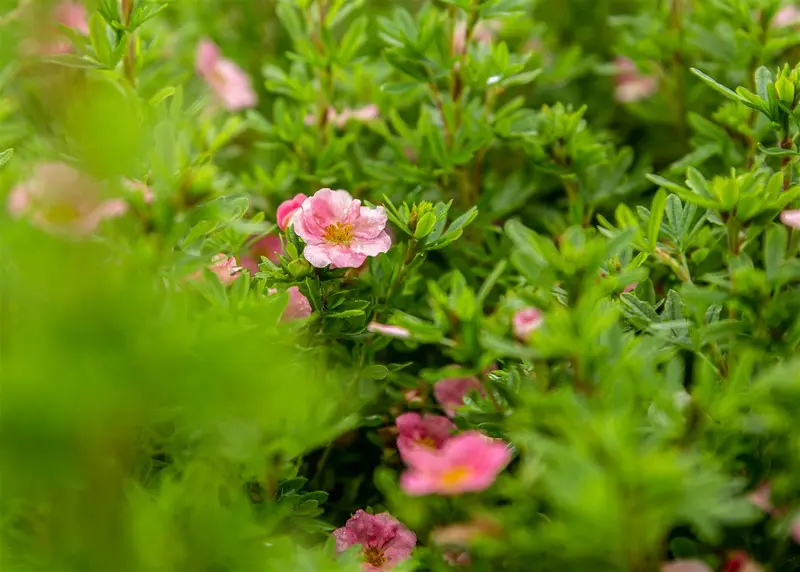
[748,482,774,513]
[240,234,283,273]
[614,57,658,103]
[293,188,392,268]
[276,193,308,231]
[434,375,485,418]
[400,431,511,496]
[452,20,497,54]
[332,510,416,571]
[396,412,454,462]
[202,253,240,286]
[791,517,800,543]
[403,388,424,405]
[195,39,257,111]
[661,561,712,572]
[623,282,638,293]
[431,518,502,546]
[780,209,800,229]
[304,105,380,129]
[282,286,312,321]
[367,322,411,338]
[124,179,154,203]
[38,1,89,54]
[8,162,127,236]
[512,307,543,341]
[774,6,800,28]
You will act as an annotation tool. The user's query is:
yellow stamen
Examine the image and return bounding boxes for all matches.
[363,547,387,567]
[416,437,436,448]
[323,222,354,246]
[441,466,471,487]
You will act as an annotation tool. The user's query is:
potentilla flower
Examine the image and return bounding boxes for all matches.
[512,307,543,341]
[396,412,454,462]
[780,209,800,229]
[661,561,712,572]
[304,105,380,129]
[282,286,312,321]
[400,431,511,496]
[8,162,127,236]
[332,510,417,571]
[195,39,257,111]
[774,6,800,28]
[614,56,658,103]
[276,193,308,230]
[292,188,392,268]
[434,374,485,418]
[367,322,411,338]
[203,253,241,286]
[240,234,283,273]
[724,552,763,572]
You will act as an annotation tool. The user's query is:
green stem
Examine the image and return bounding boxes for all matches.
[122,0,136,86]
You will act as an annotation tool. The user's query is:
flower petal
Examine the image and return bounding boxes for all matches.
[351,231,392,257]
[351,205,388,239]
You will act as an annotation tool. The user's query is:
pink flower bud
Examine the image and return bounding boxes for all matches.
[276,194,308,231]
[206,253,240,286]
[367,322,411,338]
[774,6,800,28]
[434,374,485,418]
[780,209,800,229]
[614,57,658,103]
[512,307,543,342]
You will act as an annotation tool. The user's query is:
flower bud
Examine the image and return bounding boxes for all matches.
[776,75,796,107]
[287,258,312,278]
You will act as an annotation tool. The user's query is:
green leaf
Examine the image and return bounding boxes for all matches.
[89,12,113,66]
[42,54,107,69]
[755,66,772,102]
[278,477,307,496]
[619,293,660,327]
[0,148,13,168]
[414,211,437,239]
[148,87,176,107]
[325,309,365,319]
[648,189,667,250]
[380,82,420,95]
[690,68,747,105]
[764,223,788,282]
[477,259,507,305]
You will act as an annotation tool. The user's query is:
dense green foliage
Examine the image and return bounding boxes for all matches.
[3,0,800,571]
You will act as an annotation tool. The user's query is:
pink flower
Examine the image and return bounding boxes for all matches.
[367,322,411,338]
[203,253,240,286]
[195,39,257,111]
[282,286,312,321]
[791,517,800,543]
[623,282,638,293]
[452,20,497,54]
[124,179,154,203]
[748,482,773,513]
[8,162,127,236]
[775,6,800,28]
[332,510,416,571]
[276,193,308,231]
[724,552,763,572]
[293,188,392,268]
[661,561,712,572]
[396,412,454,462]
[780,209,800,229]
[240,234,283,273]
[434,375,485,418]
[54,2,89,34]
[512,307,543,341]
[614,57,658,103]
[400,431,511,496]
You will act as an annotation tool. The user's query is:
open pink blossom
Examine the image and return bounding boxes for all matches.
[513,307,543,341]
[8,162,127,236]
[267,286,312,321]
[202,254,240,286]
[775,6,800,28]
[396,412,454,462]
[277,193,308,230]
[195,39,257,111]
[332,510,416,571]
[304,105,380,129]
[434,374,485,417]
[614,57,658,103]
[293,188,392,268]
[400,431,511,496]
[240,234,283,273]
[367,322,411,338]
[661,561,712,572]
[780,209,800,229]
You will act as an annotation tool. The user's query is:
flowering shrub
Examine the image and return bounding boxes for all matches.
[4,0,800,571]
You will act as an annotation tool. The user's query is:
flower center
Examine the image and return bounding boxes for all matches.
[441,466,472,487]
[363,546,387,567]
[416,436,436,448]
[323,222,354,246]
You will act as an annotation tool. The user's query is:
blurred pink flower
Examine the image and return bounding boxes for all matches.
[8,162,127,236]
[780,209,800,229]
[240,234,283,273]
[282,286,312,321]
[277,193,308,231]
[124,179,154,203]
[512,307,543,341]
[443,550,471,567]
[748,482,773,513]
[332,510,416,571]
[203,253,240,286]
[293,188,392,268]
[38,1,88,54]
[434,374,485,417]
[623,282,638,293]
[452,20,497,54]
[400,431,511,496]
[304,105,380,129]
[791,517,800,543]
[724,552,763,572]
[367,322,411,338]
[774,6,800,28]
[661,561,712,572]
[195,39,257,111]
[614,57,658,103]
[395,412,454,461]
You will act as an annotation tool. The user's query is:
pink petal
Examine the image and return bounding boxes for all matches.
[196,39,221,76]
[351,205,388,239]
[7,185,30,218]
[351,232,392,257]
[277,194,307,230]
[301,244,335,268]
[326,245,368,269]
[780,209,800,229]
[282,286,312,321]
[661,560,713,572]
[308,189,356,228]
[367,322,411,338]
